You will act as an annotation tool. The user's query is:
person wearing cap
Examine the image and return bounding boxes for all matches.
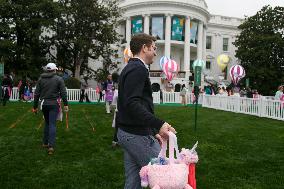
[33,63,68,155]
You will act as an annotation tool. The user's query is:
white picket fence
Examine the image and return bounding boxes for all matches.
[8,87,284,121]
[202,95,284,121]
[9,87,201,104]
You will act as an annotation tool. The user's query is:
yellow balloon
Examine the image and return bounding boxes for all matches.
[123,48,133,63]
[218,62,228,71]
[217,54,230,71]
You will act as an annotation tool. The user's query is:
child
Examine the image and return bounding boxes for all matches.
[111,85,119,147]
[180,84,187,106]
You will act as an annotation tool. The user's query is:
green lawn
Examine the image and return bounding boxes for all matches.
[0,102,283,189]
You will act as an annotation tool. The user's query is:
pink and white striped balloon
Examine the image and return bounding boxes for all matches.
[163,59,179,81]
[229,65,246,85]
[159,56,170,70]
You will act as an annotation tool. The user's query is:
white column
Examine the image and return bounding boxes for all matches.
[197,21,203,60]
[202,26,207,61]
[143,14,150,34]
[184,16,191,80]
[126,17,131,46]
[165,14,172,58]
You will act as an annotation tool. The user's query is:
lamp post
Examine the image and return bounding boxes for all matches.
[192,59,205,131]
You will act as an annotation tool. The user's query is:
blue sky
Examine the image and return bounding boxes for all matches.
[206,0,284,18]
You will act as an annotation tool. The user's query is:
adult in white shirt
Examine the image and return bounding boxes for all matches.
[275,85,283,100]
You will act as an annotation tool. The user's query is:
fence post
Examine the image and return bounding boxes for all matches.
[259,97,264,117]
[237,97,241,113]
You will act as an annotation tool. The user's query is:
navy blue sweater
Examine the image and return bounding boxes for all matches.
[116,58,164,135]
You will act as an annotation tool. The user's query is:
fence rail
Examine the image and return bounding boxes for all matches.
[8,87,284,121]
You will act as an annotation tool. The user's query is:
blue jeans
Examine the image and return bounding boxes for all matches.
[117,128,161,189]
[42,105,58,148]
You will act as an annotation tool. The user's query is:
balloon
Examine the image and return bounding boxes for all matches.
[192,59,205,71]
[159,56,170,70]
[217,54,230,71]
[229,65,246,85]
[163,59,179,81]
[123,48,133,63]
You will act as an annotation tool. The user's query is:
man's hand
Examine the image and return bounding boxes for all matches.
[155,134,163,146]
[158,122,177,140]
[32,108,38,114]
[64,106,69,112]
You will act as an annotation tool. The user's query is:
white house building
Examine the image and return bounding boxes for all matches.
[90,0,243,91]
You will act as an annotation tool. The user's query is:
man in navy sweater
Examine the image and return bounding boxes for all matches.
[116,33,176,189]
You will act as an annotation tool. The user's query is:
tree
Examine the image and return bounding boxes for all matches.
[234,6,284,95]
[0,0,60,78]
[53,0,122,79]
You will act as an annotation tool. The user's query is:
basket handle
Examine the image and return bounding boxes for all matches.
[158,131,180,164]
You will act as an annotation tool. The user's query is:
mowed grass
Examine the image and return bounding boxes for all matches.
[0,102,283,189]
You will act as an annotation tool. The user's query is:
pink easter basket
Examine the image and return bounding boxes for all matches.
[140,132,193,189]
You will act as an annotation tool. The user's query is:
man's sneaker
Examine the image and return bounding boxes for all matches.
[111,141,119,148]
[48,147,54,155]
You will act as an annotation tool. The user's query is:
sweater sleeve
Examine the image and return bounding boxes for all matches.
[123,66,164,130]
[59,78,68,106]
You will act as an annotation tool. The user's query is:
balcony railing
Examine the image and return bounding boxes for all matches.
[149,70,186,78]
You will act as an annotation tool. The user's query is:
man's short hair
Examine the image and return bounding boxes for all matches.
[130,33,156,55]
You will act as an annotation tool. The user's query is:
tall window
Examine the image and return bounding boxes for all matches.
[206,61,211,69]
[190,21,198,44]
[171,16,185,41]
[131,16,143,35]
[223,38,229,51]
[206,36,212,49]
[190,60,194,72]
[151,16,164,40]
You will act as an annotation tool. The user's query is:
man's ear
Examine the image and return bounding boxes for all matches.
[142,44,147,53]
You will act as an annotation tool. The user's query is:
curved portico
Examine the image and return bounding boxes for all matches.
[115,0,242,90]
[119,0,210,87]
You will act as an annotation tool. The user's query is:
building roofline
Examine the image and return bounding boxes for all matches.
[120,1,210,20]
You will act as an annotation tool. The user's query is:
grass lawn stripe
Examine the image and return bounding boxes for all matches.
[82,108,96,132]
[9,109,31,128]
[36,118,44,130]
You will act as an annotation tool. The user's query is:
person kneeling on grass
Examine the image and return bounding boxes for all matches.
[33,63,68,155]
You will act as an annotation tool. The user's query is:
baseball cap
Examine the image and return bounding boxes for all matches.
[46,63,58,70]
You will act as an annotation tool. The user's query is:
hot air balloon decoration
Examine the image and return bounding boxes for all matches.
[192,59,205,87]
[192,59,205,71]
[229,65,246,85]
[123,48,133,63]
[217,54,230,71]
[159,56,170,70]
[162,59,179,81]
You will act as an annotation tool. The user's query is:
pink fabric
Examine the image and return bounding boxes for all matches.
[140,132,193,189]
[17,80,22,89]
[147,164,190,189]
[96,86,100,94]
[8,87,12,96]
[188,164,196,189]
